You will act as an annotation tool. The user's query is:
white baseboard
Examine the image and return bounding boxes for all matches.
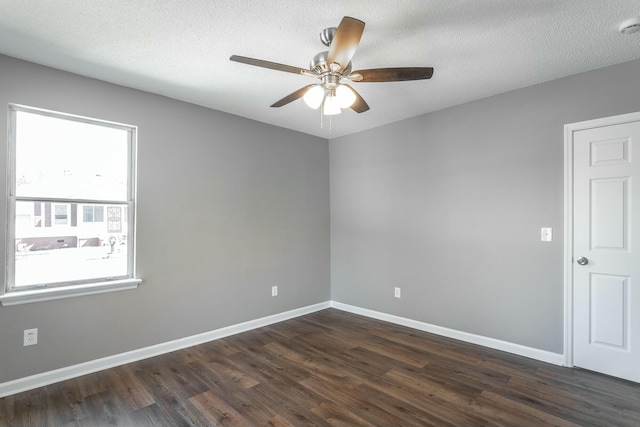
[1,299,565,398]
[330,301,565,366]
[0,301,331,398]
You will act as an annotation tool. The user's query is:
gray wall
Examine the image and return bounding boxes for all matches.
[2,51,639,385]
[0,55,330,383]
[330,58,640,353]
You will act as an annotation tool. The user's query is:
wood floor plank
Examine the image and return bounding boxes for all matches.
[347,383,447,427]
[103,365,156,412]
[189,390,251,426]
[377,368,488,425]
[133,363,210,426]
[43,382,88,424]
[301,374,412,427]
[537,365,640,404]
[263,341,357,384]
[2,308,640,426]
[472,391,581,427]
[329,328,431,368]
[245,383,329,427]
[126,403,181,427]
[506,374,640,426]
[310,399,374,427]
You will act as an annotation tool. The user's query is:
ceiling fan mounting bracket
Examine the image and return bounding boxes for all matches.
[320,27,337,47]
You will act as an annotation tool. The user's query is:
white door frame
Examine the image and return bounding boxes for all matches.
[563,110,640,367]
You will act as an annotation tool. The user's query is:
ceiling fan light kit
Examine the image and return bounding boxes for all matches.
[303,85,324,109]
[323,93,341,115]
[230,16,434,118]
[336,85,357,108]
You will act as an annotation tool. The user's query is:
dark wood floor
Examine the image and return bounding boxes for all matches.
[2,308,640,426]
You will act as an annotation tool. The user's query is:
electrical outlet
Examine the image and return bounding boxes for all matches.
[394,287,401,298]
[271,286,278,297]
[24,328,38,346]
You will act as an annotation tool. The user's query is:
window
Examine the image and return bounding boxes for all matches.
[54,204,68,225]
[83,205,104,223]
[1,105,140,305]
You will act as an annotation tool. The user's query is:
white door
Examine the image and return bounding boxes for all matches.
[572,116,640,382]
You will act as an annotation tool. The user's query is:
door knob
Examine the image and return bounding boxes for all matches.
[576,257,589,265]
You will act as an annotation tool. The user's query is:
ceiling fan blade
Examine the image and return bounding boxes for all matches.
[230,55,308,75]
[351,67,434,82]
[326,17,365,72]
[345,85,370,113]
[271,84,317,108]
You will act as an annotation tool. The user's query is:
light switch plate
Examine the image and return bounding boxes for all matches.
[541,227,552,242]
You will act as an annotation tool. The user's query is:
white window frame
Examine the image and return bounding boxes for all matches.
[0,105,141,306]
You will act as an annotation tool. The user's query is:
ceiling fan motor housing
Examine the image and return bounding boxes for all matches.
[310,51,352,75]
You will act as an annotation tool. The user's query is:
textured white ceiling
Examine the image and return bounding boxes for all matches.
[0,0,639,139]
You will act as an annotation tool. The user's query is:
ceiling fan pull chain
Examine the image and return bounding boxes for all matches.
[329,114,333,137]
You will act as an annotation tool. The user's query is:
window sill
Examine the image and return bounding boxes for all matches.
[0,279,142,306]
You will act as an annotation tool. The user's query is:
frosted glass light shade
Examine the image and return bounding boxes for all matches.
[336,85,356,108]
[303,85,324,109]
[323,95,341,115]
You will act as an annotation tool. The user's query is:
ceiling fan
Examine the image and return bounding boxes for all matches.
[230,16,434,116]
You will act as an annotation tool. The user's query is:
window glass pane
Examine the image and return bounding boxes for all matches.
[54,204,68,224]
[15,200,128,287]
[15,111,129,201]
[83,205,93,222]
[95,206,104,222]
